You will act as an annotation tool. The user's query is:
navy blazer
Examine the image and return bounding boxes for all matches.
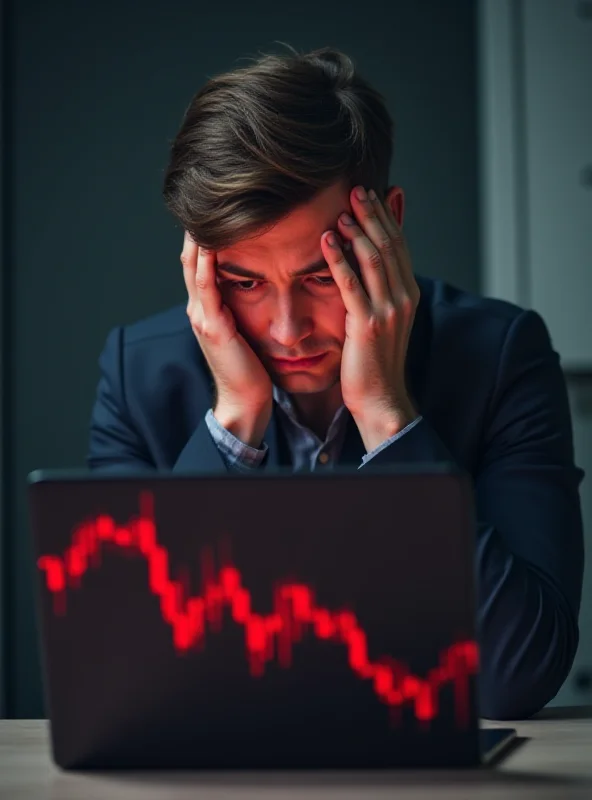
[88,275,585,720]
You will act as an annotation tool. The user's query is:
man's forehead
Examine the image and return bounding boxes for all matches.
[219,186,351,260]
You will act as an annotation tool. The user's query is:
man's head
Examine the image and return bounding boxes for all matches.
[163,44,403,396]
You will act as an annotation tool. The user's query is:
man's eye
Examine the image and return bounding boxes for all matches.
[221,275,334,292]
[311,275,335,287]
[225,279,262,293]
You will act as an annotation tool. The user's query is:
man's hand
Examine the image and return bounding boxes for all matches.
[181,232,273,447]
[321,186,421,452]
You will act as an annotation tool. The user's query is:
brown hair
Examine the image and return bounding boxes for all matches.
[162,43,394,251]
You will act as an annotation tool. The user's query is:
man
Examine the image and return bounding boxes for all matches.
[87,46,585,721]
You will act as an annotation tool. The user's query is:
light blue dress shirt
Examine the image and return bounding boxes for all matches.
[205,386,423,472]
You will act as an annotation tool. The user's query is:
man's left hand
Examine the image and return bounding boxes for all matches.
[321,185,421,452]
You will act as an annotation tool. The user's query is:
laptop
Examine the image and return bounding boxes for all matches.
[27,464,516,770]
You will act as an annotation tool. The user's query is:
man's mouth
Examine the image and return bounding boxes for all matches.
[270,353,327,369]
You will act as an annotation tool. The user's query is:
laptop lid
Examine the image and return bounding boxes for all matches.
[28,465,508,769]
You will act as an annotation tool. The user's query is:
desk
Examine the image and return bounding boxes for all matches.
[1,707,591,799]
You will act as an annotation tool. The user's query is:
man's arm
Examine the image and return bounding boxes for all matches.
[204,408,269,471]
[360,309,585,720]
[87,326,229,474]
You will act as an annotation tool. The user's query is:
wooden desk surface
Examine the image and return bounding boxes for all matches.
[1,707,591,799]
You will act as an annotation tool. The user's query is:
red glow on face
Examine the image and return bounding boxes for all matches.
[37,491,479,728]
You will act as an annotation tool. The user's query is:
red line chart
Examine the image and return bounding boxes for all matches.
[37,491,479,726]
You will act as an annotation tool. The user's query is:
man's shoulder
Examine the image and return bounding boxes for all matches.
[120,303,190,347]
[416,274,526,330]
[101,303,205,380]
[414,275,537,383]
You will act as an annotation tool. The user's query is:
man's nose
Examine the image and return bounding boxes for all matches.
[269,296,313,348]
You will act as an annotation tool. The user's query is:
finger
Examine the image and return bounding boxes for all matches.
[181,231,199,304]
[374,196,415,295]
[321,232,371,318]
[338,202,391,306]
[194,245,223,318]
[364,194,404,298]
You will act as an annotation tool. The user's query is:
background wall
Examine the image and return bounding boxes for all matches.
[478,0,592,706]
[0,0,7,720]
[1,0,588,718]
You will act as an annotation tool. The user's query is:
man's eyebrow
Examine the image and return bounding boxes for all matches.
[216,258,330,280]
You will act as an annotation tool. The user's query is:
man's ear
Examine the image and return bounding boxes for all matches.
[385,186,405,227]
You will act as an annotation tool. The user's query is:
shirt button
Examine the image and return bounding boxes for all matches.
[318,452,330,465]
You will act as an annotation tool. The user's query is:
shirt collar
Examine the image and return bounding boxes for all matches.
[272,384,347,436]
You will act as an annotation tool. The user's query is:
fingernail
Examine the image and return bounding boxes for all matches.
[355,186,367,201]
[340,212,355,226]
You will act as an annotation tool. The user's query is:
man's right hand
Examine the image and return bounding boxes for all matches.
[181,231,273,448]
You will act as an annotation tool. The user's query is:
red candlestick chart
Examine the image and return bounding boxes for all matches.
[37,491,479,727]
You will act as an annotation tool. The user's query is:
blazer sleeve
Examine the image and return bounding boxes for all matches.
[361,309,585,720]
[87,326,229,474]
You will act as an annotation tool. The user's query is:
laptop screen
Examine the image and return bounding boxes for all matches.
[30,469,480,768]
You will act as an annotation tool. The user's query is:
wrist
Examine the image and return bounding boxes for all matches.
[213,400,271,449]
[354,403,419,453]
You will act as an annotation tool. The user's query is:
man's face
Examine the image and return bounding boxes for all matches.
[214,181,357,395]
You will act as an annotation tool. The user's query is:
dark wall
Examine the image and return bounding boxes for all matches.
[4,0,479,716]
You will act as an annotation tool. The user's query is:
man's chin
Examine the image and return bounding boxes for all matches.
[270,369,341,394]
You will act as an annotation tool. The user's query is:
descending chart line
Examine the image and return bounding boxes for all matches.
[37,491,479,727]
